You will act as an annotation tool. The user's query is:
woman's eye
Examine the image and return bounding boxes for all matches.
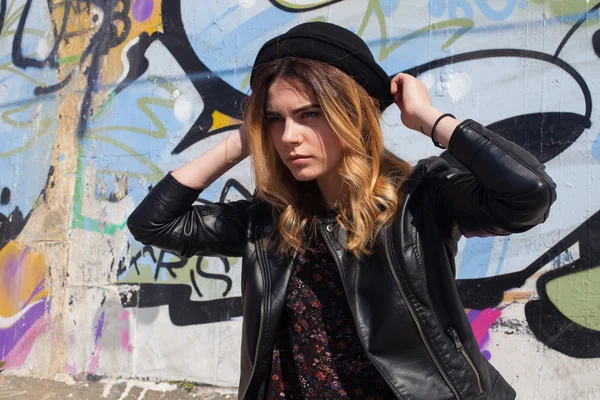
[266,116,283,124]
[303,111,320,119]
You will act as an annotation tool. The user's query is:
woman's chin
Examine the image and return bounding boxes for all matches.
[290,169,319,181]
[292,174,315,182]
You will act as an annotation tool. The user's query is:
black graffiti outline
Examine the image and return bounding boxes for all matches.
[220,178,253,202]
[402,48,592,166]
[75,0,132,137]
[160,0,245,154]
[124,244,156,275]
[0,0,6,41]
[526,258,600,359]
[12,0,66,70]
[154,249,187,280]
[11,0,132,137]
[554,2,600,59]
[191,256,233,298]
[268,0,344,13]
[0,165,55,251]
[404,48,591,121]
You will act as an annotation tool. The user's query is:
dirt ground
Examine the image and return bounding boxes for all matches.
[0,374,237,400]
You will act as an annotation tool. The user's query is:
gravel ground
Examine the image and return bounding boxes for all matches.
[0,374,238,400]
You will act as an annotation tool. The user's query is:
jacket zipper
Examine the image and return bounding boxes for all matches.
[447,327,484,394]
[243,228,271,400]
[384,225,462,400]
[319,224,407,400]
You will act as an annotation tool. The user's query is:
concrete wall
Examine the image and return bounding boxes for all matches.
[1,0,599,398]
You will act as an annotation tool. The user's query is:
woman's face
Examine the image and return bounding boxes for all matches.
[265,78,344,183]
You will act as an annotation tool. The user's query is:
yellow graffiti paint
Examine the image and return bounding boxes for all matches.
[0,242,48,318]
[103,0,164,85]
[210,110,242,133]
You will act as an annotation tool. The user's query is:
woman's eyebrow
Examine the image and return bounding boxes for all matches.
[293,104,321,113]
[264,104,321,114]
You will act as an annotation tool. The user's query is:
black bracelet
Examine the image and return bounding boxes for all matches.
[431,113,455,149]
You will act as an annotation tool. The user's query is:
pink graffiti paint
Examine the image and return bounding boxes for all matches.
[132,0,153,21]
[119,310,133,353]
[120,310,130,322]
[88,343,102,375]
[3,317,46,368]
[87,312,106,374]
[467,308,502,360]
[0,301,46,355]
[64,363,77,377]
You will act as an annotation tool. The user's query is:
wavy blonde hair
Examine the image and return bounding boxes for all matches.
[244,57,412,258]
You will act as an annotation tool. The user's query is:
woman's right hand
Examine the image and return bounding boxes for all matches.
[171,123,251,190]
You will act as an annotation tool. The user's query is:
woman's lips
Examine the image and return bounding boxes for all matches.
[288,155,311,165]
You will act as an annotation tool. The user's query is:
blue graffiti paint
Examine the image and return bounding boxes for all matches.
[203,177,224,202]
[494,236,511,276]
[592,132,600,160]
[81,46,197,211]
[429,0,446,18]
[431,0,520,22]
[183,5,297,90]
[380,0,400,17]
[457,236,494,279]
[474,0,517,21]
[448,0,474,20]
[197,4,240,38]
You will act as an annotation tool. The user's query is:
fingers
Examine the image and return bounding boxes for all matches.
[390,72,408,94]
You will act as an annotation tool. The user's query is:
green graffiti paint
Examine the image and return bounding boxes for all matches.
[546,265,600,331]
[71,146,127,235]
[356,0,474,61]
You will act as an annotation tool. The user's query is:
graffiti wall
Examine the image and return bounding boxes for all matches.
[1,0,599,397]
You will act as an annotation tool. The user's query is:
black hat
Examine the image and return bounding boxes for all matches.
[251,22,393,111]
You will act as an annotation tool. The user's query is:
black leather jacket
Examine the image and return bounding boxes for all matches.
[127,119,556,400]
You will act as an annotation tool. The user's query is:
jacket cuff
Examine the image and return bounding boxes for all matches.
[447,119,488,170]
[150,173,203,211]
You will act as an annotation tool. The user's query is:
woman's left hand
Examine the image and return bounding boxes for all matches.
[390,73,433,134]
[390,72,460,147]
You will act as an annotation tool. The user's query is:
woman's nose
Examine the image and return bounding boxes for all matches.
[281,119,301,144]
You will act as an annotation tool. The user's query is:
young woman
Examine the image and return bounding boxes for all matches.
[127,22,556,399]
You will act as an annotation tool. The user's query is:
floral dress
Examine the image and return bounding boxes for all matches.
[266,232,397,399]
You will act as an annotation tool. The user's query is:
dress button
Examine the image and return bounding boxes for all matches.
[326,225,333,232]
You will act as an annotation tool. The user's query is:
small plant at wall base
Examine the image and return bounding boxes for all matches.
[169,379,194,392]
[0,360,5,372]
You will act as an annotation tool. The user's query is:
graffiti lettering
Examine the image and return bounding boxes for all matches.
[430,0,518,21]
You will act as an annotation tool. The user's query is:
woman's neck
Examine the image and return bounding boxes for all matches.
[317,173,343,210]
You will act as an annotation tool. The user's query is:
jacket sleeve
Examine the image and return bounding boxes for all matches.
[126,173,252,258]
[428,119,557,238]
